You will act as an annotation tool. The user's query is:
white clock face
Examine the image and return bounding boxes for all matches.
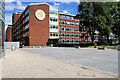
[35,9,46,21]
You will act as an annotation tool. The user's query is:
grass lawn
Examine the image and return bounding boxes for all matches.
[87,46,117,49]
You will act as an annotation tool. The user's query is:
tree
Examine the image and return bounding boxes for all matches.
[75,2,95,44]
[94,2,114,45]
[76,2,116,45]
[111,2,120,44]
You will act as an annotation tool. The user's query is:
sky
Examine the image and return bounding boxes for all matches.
[5,0,80,31]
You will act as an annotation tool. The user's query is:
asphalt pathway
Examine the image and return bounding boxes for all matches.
[21,47,118,74]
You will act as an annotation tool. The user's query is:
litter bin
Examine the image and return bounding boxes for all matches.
[94,43,97,48]
[118,45,120,51]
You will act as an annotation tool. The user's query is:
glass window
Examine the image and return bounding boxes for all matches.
[56,26,58,29]
[25,8,29,15]
[56,34,58,36]
[53,26,55,28]
[25,24,29,30]
[53,11,55,14]
[61,15,66,19]
[50,32,52,36]
[61,34,65,37]
[71,17,74,20]
[59,15,61,18]
[66,34,69,36]
[66,22,70,25]
[61,21,65,24]
[50,25,52,28]
[50,18,52,21]
[50,10,58,15]
[66,16,70,19]
[71,22,74,25]
[61,27,64,31]
[50,18,58,22]
[50,10,52,14]
[75,23,79,26]
[66,28,70,31]
[50,25,58,29]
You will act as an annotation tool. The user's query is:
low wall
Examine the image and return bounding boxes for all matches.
[4,42,20,49]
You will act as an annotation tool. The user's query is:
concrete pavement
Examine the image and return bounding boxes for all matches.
[2,49,117,78]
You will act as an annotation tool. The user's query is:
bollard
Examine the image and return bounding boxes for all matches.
[11,45,15,51]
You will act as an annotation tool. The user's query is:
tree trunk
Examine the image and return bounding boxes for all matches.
[107,34,109,45]
[118,37,120,45]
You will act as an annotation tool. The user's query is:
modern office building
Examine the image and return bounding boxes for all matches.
[0,0,5,58]
[11,3,99,47]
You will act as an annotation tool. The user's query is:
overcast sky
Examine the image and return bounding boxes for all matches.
[5,0,80,31]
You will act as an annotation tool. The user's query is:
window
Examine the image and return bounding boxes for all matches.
[71,34,74,37]
[66,40,69,42]
[50,32,58,37]
[66,28,70,31]
[53,34,55,36]
[50,18,52,21]
[75,40,79,42]
[75,23,79,26]
[75,29,79,32]
[56,34,58,36]
[71,28,74,32]
[61,39,65,42]
[71,17,74,20]
[61,27,64,31]
[71,22,74,25]
[59,21,65,24]
[25,24,29,30]
[59,15,61,18]
[25,8,29,15]
[66,16,70,19]
[50,10,58,15]
[75,34,79,37]
[50,32,52,36]
[55,11,58,15]
[50,25,52,28]
[50,10,52,14]
[53,26,55,28]
[50,25,58,29]
[25,16,29,23]
[61,34,65,37]
[50,18,58,22]
[61,15,66,19]
[53,19,57,21]
[66,22,70,25]
[66,34,69,37]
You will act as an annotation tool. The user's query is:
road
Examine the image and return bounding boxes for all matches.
[21,47,118,74]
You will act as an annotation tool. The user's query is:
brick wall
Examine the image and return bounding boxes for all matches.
[29,4,49,46]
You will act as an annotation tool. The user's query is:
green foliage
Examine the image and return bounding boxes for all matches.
[76,2,120,45]
[112,2,120,38]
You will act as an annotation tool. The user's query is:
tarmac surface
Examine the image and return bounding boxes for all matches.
[21,47,118,74]
[2,48,118,78]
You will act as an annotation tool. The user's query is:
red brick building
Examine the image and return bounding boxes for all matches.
[59,12,80,45]
[6,25,12,42]
[9,3,99,47]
